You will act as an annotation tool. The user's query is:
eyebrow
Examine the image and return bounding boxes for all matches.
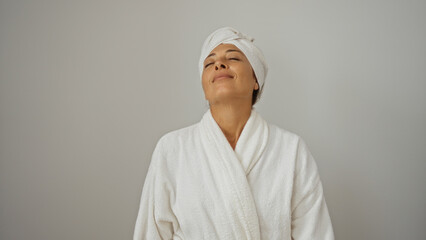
[206,49,243,59]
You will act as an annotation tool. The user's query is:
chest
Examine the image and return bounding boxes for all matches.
[170,149,295,239]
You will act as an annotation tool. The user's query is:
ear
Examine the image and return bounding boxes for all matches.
[252,70,259,90]
[254,81,259,90]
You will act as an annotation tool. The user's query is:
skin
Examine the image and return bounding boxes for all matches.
[202,43,259,150]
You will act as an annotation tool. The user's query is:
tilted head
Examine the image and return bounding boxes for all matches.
[199,27,268,106]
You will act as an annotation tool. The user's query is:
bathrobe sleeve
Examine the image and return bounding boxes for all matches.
[133,139,182,240]
[291,138,335,240]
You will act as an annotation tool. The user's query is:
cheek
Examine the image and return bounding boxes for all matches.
[238,66,256,87]
[201,73,210,92]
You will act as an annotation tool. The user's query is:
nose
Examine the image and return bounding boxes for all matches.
[214,61,227,70]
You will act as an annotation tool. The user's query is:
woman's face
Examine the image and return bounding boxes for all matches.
[202,44,259,105]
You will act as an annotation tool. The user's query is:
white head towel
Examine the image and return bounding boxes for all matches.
[199,27,268,89]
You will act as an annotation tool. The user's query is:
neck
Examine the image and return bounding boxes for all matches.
[210,100,253,150]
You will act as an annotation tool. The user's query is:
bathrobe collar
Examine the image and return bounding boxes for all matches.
[199,108,269,240]
[202,108,269,174]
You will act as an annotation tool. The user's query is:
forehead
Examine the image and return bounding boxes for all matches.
[210,43,240,53]
[204,43,246,62]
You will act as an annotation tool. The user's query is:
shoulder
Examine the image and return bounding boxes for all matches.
[267,123,302,145]
[153,122,200,155]
[159,122,199,145]
[266,123,318,173]
[265,123,314,158]
[148,122,199,173]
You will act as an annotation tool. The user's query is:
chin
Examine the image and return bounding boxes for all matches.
[208,94,239,105]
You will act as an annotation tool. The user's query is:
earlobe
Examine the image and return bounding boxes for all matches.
[254,82,259,90]
[252,71,259,90]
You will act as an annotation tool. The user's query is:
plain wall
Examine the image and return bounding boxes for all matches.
[1,0,425,239]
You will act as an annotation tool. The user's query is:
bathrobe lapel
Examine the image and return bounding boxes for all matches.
[234,109,269,175]
[199,108,269,240]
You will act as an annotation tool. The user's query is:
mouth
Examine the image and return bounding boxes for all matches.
[213,74,233,82]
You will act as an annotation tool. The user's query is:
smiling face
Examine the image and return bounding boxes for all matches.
[202,44,259,106]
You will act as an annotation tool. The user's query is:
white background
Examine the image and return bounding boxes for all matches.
[1,0,425,239]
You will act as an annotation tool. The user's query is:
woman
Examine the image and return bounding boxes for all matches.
[134,27,335,240]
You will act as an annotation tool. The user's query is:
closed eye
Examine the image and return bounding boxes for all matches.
[229,58,240,61]
[204,63,213,68]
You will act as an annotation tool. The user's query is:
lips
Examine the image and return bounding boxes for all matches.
[213,73,233,82]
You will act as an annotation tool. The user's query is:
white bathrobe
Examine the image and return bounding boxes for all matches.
[134,109,334,240]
